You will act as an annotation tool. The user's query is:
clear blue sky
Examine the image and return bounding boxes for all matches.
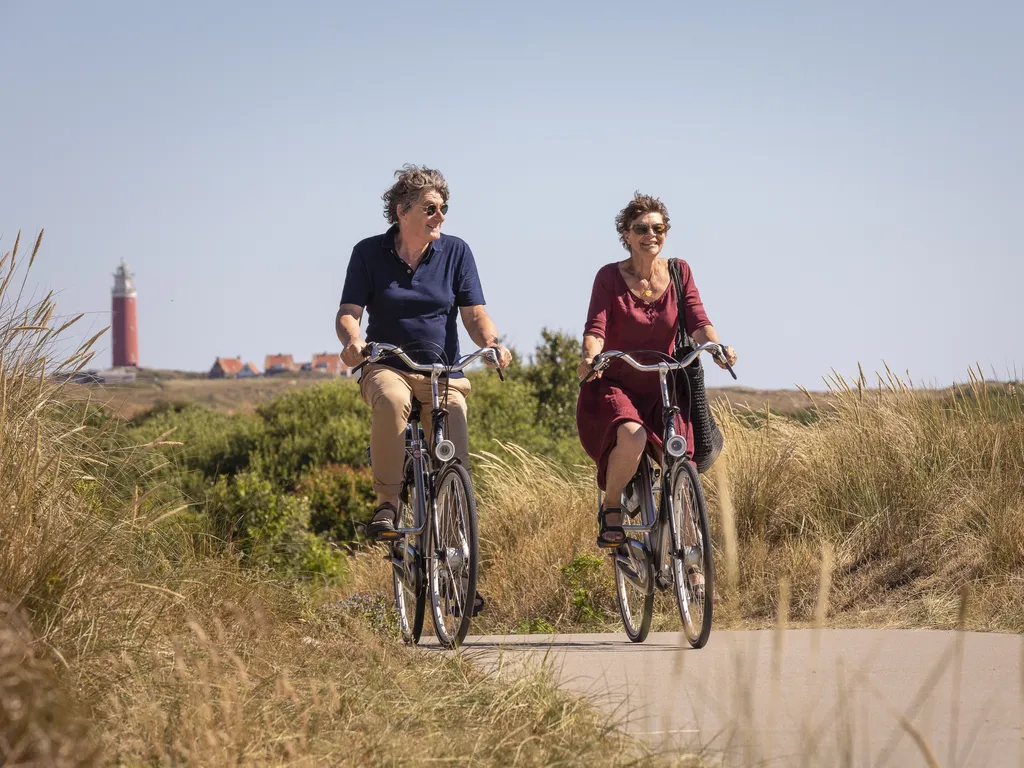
[2,1,1021,389]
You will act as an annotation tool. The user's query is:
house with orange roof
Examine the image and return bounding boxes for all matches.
[264,353,298,375]
[209,357,244,378]
[310,352,349,376]
[209,357,262,378]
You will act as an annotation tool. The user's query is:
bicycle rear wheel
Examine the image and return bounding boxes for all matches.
[391,461,425,644]
[613,538,654,643]
[668,460,715,648]
[429,463,479,648]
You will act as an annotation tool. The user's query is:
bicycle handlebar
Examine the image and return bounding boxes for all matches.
[351,342,505,381]
[581,343,737,386]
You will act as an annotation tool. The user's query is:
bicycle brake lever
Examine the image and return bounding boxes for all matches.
[579,363,600,388]
[711,345,738,380]
[485,348,505,381]
[349,344,374,375]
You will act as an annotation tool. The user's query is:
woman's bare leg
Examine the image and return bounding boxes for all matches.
[602,421,647,531]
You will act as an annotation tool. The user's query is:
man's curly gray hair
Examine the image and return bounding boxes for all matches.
[382,164,450,224]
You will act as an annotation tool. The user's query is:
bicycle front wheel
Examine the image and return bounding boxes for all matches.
[391,462,425,644]
[668,460,715,648]
[429,463,479,648]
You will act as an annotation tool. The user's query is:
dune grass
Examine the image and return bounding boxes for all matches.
[345,366,1023,637]
[0,232,655,766]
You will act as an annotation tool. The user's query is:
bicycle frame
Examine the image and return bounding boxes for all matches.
[360,343,500,549]
[592,344,732,598]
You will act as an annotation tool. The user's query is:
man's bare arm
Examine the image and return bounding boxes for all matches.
[459,305,512,367]
[337,304,367,367]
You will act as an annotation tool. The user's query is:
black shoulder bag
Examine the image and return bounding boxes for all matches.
[667,258,724,474]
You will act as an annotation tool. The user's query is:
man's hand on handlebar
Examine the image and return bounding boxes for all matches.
[486,345,513,370]
[340,339,368,368]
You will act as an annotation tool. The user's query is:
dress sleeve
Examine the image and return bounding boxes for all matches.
[583,267,614,340]
[678,260,711,335]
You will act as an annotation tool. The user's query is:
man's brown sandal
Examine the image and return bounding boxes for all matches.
[367,502,399,540]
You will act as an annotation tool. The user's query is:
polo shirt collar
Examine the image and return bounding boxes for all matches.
[383,224,437,265]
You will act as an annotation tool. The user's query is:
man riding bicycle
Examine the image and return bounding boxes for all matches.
[337,164,512,543]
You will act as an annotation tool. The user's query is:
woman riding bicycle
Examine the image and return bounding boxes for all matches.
[576,192,737,551]
[337,165,511,540]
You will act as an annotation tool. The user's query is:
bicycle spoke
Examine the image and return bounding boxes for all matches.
[670,461,714,648]
[430,464,479,648]
[392,459,425,644]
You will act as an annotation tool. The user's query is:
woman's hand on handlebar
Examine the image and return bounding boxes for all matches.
[577,356,602,382]
[712,344,737,370]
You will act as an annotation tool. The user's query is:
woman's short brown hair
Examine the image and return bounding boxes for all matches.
[614,192,671,251]
[382,164,450,224]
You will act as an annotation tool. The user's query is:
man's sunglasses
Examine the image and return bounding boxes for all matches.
[631,222,668,235]
[423,203,449,216]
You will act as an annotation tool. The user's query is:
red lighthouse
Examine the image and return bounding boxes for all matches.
[112,260,139,368]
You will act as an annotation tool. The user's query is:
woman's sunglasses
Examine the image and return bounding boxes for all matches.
[423,203,449,217]
[631,222,668,235]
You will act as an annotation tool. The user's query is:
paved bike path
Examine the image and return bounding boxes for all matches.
[432,629,1023,766]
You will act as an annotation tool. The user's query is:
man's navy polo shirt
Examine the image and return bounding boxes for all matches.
[340,225,485,377]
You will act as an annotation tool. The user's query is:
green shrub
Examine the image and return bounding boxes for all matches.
[250,382,371,489]
[128,402,263,479]
[561,553,609,626]
[296,464,375,544]
[204,471,344,581]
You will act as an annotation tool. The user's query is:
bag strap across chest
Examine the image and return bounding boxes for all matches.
[667,258,694,354]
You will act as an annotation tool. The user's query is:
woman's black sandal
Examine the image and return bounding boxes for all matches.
[366,502,399,540]
[597,506,626,549]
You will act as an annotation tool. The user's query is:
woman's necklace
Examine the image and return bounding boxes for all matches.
[624,259,659,298]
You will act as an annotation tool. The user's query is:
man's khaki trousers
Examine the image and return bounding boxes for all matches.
[359,364,472,496]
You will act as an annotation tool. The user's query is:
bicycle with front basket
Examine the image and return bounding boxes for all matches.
[581,343,736,647]
[353,342,504,649]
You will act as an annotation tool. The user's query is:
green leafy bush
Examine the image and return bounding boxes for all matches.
[296,464,375,544]
[204,471,344,581]
[249,382,371,489]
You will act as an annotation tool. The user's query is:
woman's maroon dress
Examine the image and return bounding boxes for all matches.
[576,261,711,489]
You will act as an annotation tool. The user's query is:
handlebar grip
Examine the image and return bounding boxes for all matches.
[711,345,738,380]
[348,344,373,375]
[485,346,506,382]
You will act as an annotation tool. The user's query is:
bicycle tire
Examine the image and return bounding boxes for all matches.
[613,538,654,642]
[392,461,425,644]
[668,460,715,648]
[429,462,479,648]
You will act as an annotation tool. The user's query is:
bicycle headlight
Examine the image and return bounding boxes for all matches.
[435,440,456,462]
[665,435,687,459]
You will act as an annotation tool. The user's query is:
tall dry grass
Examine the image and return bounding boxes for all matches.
[0,232,651,766]
[711,368,1024,630]
[342,365,1023,635]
